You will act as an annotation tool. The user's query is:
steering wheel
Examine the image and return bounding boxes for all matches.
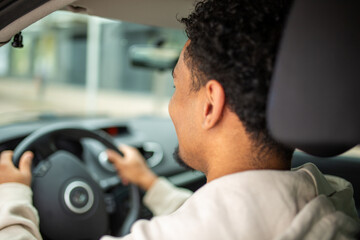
[12,123,140,240]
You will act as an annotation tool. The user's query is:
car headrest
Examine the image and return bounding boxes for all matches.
[0,0,75,47]
[268,0,360,157]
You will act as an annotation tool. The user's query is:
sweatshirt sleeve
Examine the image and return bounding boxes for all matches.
[142,177,192,216]
[0,183,42,240]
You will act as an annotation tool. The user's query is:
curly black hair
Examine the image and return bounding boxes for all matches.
[181,0,294,160]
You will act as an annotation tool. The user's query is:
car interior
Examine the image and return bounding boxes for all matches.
[0,0,359,240]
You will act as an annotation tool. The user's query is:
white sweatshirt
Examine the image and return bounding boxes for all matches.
[0,163,359,240]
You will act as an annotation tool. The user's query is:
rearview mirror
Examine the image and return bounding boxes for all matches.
[129,45,180,70]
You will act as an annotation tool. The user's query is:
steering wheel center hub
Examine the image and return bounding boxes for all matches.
[64,180,94,214]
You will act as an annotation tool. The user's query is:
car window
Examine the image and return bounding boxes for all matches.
[0,11,187,125]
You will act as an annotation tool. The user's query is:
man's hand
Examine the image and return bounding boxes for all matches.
[107,145,158,191]
[0,151,33,186]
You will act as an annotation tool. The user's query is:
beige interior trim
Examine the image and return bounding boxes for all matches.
[0,0,76,46]
[70,0,194,29]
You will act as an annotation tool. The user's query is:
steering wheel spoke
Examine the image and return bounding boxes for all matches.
[32,136,58,160]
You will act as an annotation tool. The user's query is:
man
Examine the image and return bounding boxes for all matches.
[0,0,359,239]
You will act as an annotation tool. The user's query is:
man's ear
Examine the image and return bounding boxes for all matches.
[202,80,226,129]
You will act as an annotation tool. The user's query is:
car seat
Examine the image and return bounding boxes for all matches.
[267,0,360,214]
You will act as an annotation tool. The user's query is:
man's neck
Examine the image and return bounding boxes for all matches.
[200,109,291,183]
[205,151,291,183]
[203,134,291,183]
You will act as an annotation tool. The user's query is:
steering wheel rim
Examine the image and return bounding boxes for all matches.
[13,123,140,239]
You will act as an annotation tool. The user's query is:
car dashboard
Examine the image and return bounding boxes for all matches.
[0,116,204,181]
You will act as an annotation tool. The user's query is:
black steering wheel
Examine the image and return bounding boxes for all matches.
[12,123,140,240]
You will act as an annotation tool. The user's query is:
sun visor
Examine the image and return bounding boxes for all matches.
[0,0,76,47]
[67,0,194,29]
[268,0,360,157]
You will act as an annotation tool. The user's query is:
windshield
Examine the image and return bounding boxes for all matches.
[0,11,186,125]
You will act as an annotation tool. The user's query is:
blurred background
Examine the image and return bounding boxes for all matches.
[0,11,187,125]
